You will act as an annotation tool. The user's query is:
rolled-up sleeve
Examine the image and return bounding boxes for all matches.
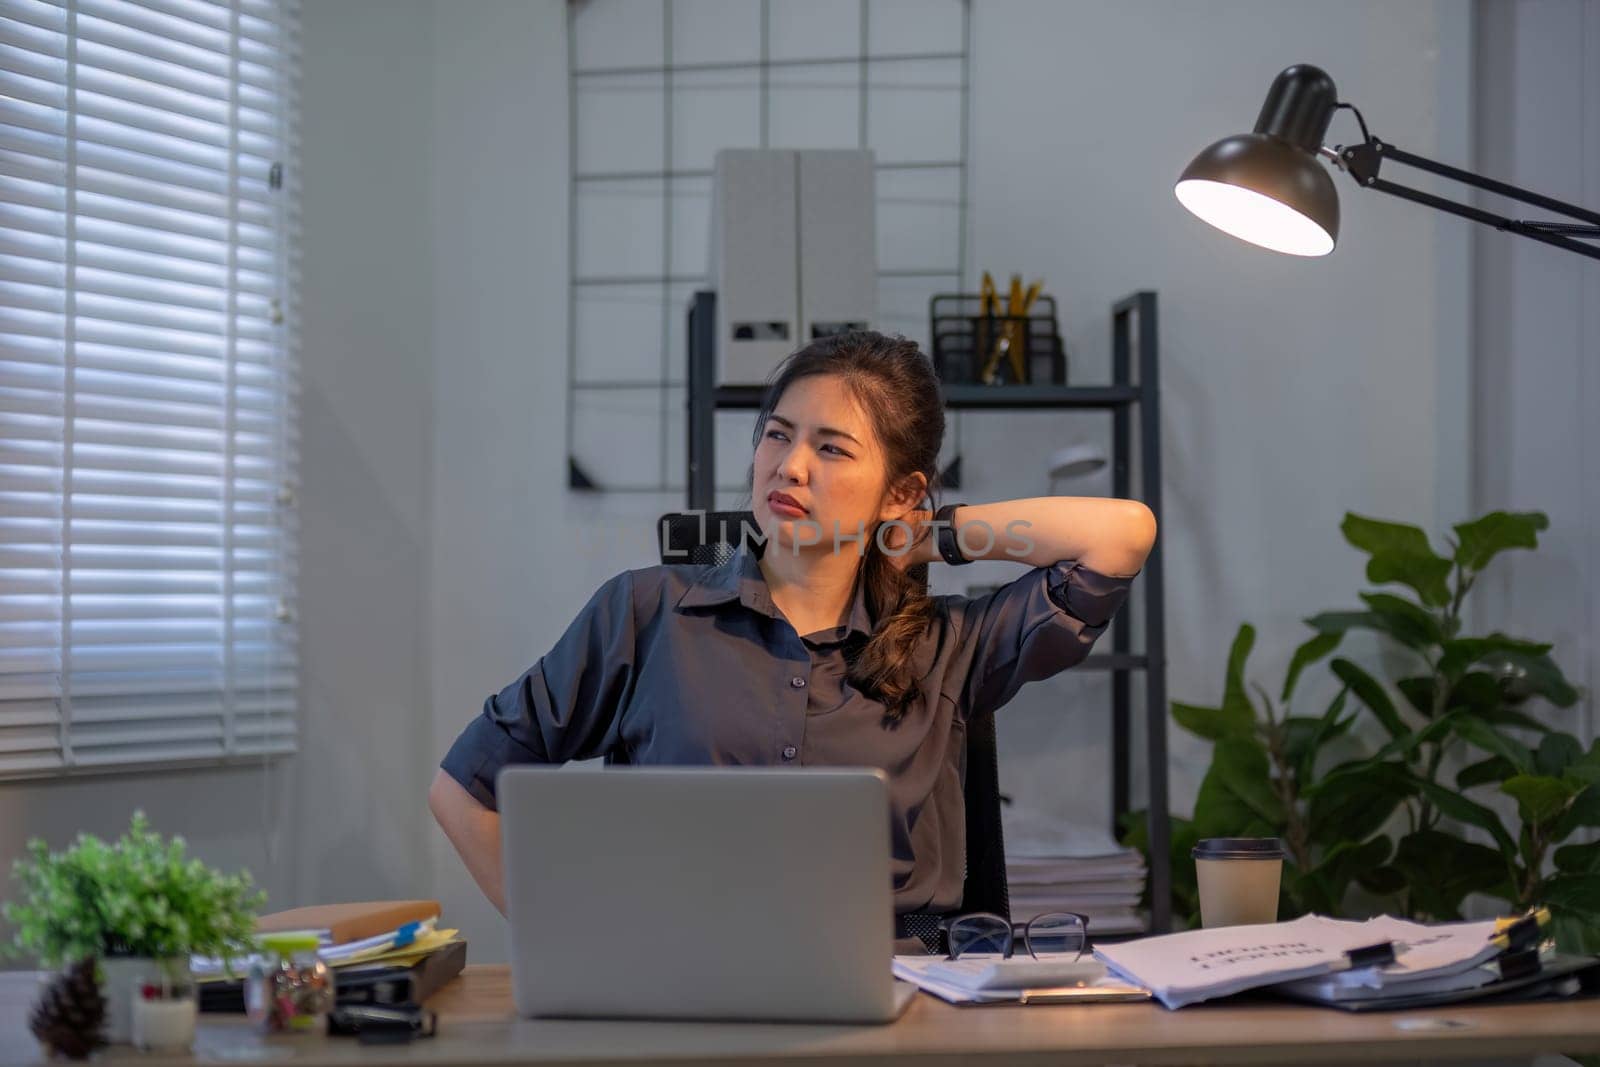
[949,561,1136,719]
[439,571,639,809]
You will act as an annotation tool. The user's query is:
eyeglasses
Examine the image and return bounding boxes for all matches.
[938,911,1090,961]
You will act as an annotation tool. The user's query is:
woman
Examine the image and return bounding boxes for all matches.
[429,331,1157,942]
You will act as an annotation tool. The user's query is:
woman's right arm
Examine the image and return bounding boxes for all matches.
[428,768,507,916]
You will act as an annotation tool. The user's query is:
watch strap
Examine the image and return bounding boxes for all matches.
[934,502,971,565]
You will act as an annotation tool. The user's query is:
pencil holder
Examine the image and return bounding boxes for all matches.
[929,293,1068,386]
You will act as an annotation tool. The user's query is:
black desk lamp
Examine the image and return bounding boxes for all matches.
[1175,64,1600,261]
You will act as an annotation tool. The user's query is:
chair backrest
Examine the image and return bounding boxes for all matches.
[658,511,765,567]
[655,511,1010,925]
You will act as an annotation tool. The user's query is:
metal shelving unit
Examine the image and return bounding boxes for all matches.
[566,0,974,493]
[684,289,1173,934]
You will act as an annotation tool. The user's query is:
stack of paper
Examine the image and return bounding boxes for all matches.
[1002,807,1146,935]
[1094,913,1527,1010]
[1273,915,1509,1004]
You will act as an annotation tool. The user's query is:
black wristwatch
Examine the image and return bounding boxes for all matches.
[934,502,972,565]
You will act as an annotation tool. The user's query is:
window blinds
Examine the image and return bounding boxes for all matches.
[0,0,300,777]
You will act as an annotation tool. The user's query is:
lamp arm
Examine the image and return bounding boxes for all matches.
[1333,137,1600,261]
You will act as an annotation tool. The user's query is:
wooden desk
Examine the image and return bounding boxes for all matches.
[5,964,1600,1066]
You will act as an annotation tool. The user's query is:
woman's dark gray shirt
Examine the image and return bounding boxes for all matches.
[440,543,1135,915]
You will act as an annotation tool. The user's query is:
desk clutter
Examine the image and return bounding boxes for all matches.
[894,906,1600,1011]
[1093,907,1599,1011]
[193,899,465,1027]
[1000,806,1147,936]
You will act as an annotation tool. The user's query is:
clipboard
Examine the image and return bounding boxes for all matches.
[893,954,1152,1007]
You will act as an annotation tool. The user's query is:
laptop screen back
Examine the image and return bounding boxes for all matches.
[499,765,898,1022]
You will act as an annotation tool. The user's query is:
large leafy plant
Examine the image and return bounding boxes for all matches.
[4,812,265,968]
[1122,619,1374,927]
[1126,510,1599,950]
[1120,620,1369,927]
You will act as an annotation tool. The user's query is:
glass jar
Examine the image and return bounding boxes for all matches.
[246,933,335,1035]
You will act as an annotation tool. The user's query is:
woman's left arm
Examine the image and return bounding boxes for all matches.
[902,497,1157,577]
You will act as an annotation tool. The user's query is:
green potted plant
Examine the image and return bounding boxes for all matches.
[1121,619,1372,927]
[4,812,264,1046]
[1300,511,1597,946]
[1124,510,1599,950]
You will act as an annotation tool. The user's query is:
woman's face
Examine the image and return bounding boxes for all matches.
[753,374,907,556]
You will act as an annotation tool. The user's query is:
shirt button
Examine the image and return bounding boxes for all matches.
[782,745,798,761]
[790,676,807,689]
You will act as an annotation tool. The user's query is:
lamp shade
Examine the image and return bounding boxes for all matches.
[1175,65,1342,257]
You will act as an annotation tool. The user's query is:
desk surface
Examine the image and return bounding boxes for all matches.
[4,964,1600,1066]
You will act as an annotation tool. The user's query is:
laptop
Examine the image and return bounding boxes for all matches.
[498,765,918,1023]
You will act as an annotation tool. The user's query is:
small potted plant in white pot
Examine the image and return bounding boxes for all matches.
[4,811,264,1048]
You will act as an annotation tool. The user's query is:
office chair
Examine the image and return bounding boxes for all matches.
[656,510,1010,951]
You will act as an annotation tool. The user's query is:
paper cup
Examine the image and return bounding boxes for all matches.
[1192,837,1284,927]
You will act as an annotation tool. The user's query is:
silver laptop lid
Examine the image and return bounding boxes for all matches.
[499,765,898,1022]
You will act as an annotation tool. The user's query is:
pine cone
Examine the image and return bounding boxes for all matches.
[30,956,106,1060]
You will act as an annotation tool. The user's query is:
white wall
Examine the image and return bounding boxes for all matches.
[0,764,297,934]
[966,0,1474,828]
[293,0,437,909]
[424,0,575,964]
[1472,0,1600,748]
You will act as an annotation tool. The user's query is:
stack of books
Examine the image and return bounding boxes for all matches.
[193,900,467,1012]
[1001,807,1147,935]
